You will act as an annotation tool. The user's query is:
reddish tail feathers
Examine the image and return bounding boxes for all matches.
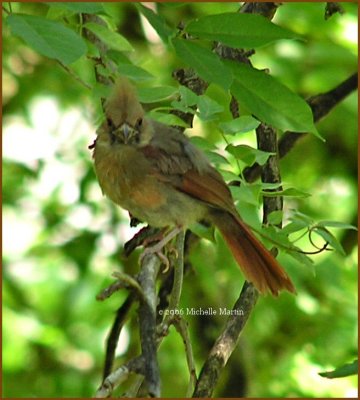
[211,211,295,296]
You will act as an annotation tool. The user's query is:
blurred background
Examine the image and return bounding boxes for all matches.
[2,2,358,397]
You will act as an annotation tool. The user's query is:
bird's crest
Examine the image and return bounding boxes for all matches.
[105,77,144,126]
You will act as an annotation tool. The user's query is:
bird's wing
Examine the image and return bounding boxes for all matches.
[140,123,236,214]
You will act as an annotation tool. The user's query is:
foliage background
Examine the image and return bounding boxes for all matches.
[2,2,358,398]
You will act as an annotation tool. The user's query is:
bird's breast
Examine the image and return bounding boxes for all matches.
[93,143,166,214]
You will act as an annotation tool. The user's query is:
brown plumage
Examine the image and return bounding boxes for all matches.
[92,78,295,296]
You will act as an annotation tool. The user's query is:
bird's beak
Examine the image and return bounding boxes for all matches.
[119,123,132,144]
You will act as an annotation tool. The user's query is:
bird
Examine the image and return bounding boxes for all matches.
[90,78,295,296]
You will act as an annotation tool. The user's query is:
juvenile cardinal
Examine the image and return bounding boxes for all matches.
[91,78,295,296]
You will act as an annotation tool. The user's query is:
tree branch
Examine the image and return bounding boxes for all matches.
[137,254,161,397]
[95,355,145,398]
[193,282,259,397]
[256,123,283,226]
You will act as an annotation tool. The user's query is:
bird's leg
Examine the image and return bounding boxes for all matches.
[142,227,168,247]
[124,225,160,257]
[139,226,183,272]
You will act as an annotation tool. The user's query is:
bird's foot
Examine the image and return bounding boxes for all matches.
[139,226,182,272]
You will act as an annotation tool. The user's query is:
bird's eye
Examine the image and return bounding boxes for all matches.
[135,118,143,130]
[107,118,115,130]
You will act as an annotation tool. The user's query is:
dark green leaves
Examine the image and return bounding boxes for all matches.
[319,360,358,379]
[117,63,154,81]
[172,37,319,137]
[186,13,299,48]
[7,14,86,65]
[84,22,134,52]
[46,2,106,14]
[226,144,274,166]
[172,38,232,90]
[228,62,322,138]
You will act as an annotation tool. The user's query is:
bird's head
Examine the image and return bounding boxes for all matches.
[98,78,153,146]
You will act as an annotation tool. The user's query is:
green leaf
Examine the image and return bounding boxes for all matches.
[189,136,214,151]
[7,14,87,65]
[178,86,199,106]
[188,137,230,166]
[137,86,177,103]
[226,144,274,166]
[219,116,260,134]
[285,246,315,269]
[227,61,322,138]
[205,151,230,166]
[319,360,358,379]
[290,211,314,226]
[282,221,309,235]
[172,38,233,90]
[317,221,358,230]
[231,184,262,207]
[312,226,345,255]
[92,82,112,104]
[186,12,300,48]
[171,85,198,113]
[135,3,174,43]
[267,210,284,225]
[46,2,105,14]
[189,222,216,242]
[148,111,189,128]
[117,63,154,81]
[196,95,224,121]
[261,188,311,198]
[84,22,134,52]
[219,169,241,183]
[171,102,196,114]
[261,182,285,190]
[160,3,186,8]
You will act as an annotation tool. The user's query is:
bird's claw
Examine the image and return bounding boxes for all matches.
[138,226,182,272]
[139,244,170,273]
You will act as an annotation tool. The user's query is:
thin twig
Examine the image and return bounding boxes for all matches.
[162,231,185,327]
[96,272,144,301]
[173,317,197,397]
[102,293,135,380]
[95,355,145,398]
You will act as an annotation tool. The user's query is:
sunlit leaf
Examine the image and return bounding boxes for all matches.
[227,144,274,166]
[196,95,224,121]
[219,116,260,134]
